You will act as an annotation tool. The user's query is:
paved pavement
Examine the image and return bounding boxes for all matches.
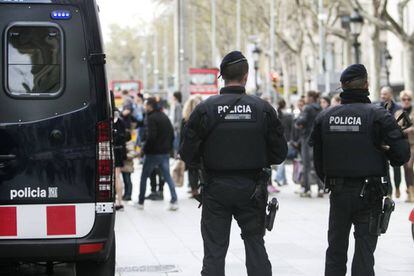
[3,164,414,275]
[114,164,414,276]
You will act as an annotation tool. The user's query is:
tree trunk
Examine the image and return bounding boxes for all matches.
[295,53,305,97]
[403,42,414,92]
[369,26,381,101]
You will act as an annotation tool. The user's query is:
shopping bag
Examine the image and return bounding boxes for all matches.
[172,160,185,187]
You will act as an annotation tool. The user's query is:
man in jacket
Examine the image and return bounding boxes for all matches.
[138,97,178,211]
[311,64,410,276]
[296,91,323,197]
[180,51,287,276]
[380,86,403,198]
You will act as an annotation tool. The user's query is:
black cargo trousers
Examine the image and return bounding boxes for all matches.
[201,173,272,276]
[325,180,382,276]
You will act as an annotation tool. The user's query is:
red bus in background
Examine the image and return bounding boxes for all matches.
[110,80,143,98]
[190,68,220,96]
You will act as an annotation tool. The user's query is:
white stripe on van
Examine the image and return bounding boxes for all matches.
[0,203,95,240]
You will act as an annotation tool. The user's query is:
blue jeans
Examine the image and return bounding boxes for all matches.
[275,162,286,184]
[139,154,178,204]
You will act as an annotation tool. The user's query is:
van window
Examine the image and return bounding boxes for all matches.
[6,25,63,96]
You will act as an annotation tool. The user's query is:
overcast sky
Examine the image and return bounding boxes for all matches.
[96,0,158,40]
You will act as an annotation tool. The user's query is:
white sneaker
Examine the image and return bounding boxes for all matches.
[169,202,179,211]
[136,203,144,210]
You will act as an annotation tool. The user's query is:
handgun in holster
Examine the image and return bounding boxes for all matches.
[369,196,395,235]
[194,161,207,208]
[253,168,280,232]
[380,197,395,234]
[265,197,279,231]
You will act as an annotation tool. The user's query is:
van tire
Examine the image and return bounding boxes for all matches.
[75,236,115,276]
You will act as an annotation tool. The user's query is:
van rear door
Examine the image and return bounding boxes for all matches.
[0,3,99,239]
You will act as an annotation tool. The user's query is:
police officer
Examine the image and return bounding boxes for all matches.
[180,51,287,276]
[310,64,410,276]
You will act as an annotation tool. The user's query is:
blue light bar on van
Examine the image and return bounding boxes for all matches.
[51,11,71,20]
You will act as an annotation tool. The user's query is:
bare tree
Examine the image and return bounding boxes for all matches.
[349,0,414,91]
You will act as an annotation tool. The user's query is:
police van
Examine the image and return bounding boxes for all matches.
[0,0,115,275]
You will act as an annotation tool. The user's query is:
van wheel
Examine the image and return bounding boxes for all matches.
[75,237,115,276]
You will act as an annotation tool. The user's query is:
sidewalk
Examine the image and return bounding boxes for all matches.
[115,163,414,276]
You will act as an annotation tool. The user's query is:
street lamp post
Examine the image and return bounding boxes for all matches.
[349,9,364,64]
[252,44,262,95]
[306,64,312,91]
[384,49,393,86]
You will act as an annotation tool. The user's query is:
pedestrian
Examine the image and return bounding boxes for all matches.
[138,97,178,211]
[275,99,293,186]
[296,91,324,197]
[121,136,138,201]
[380,86,403,197]
[138,96,166,202]
[320,96,331,110]
[292,98,306,193]
[180,51,287,276]
[331,94,341,107]
[135,93,145,147]
[380,86,401,115]
[261,96,281,193]
[181,94,203,198]
[146,167,165,201]
[395,90,414,202]
[311,64,410,276]
[121,90,134,131]
[113,109,127,211]
[171,91,183,156]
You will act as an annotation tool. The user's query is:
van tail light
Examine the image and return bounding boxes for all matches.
[96,121,114,202]
[409,209,414,223]
[79,242,104,254]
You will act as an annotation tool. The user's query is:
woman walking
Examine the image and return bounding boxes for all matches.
[113,109,127,210]
[395,90,414,202]
[181,95,203,198]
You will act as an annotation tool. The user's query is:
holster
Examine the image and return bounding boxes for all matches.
[252,168,279,232]
[195,167,208,208]
[265,198,279,231]
[380,197,395,234]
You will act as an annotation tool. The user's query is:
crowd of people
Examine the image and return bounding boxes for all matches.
[111,90,204,211]
[111,85,414,211]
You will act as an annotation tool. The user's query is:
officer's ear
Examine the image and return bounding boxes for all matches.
[364,80,369,89]
[242,72,248,85]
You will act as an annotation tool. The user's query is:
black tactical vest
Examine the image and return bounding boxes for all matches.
[201,93,268,171]
[321,103,387,177]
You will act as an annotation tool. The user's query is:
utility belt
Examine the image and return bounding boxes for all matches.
[205,168,262,179]
[326,176,394,236]
[196,167,279,232]
[325,176,388,197]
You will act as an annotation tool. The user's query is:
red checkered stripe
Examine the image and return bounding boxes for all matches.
[0,204,95,239]
[409,209,414,223]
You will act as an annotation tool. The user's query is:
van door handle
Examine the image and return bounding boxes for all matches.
[0,154,16,161]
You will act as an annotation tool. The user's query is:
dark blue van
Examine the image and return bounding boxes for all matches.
[0,0,115,275]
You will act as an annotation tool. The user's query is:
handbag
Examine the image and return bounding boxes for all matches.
[172,159,185,187]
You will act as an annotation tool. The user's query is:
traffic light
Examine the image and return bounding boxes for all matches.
[271,72,279,90]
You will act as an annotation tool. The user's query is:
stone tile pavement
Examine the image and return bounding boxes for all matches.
[114,164,414,276]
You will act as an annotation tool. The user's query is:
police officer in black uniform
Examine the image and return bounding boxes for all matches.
[311,64,410,276]
[180,51,287,276]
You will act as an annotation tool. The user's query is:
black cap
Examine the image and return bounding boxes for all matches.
[219,51,247,78]
[340,64,368,84]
